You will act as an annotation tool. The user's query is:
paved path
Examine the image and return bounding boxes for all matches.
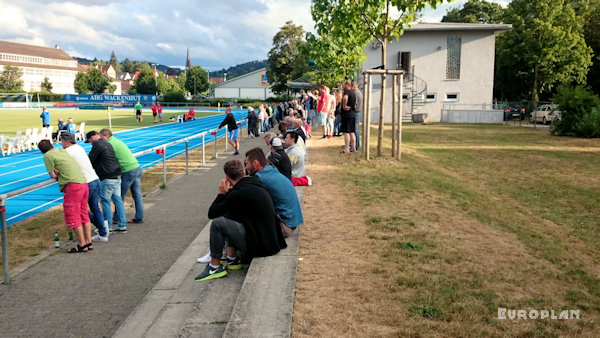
[0,133,278,337]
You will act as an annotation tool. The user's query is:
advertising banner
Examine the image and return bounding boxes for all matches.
[62,94,157,105]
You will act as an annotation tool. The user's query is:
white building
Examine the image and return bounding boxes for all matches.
[362,22,511,123]
[213,68,274,100]
[0,40,80,94]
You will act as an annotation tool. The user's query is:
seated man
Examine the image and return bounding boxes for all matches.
[52,118,67,140]
[284,131,311,186]
[195,159,287,282]
[245,147,303,234]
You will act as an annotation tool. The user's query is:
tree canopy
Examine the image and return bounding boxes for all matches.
[266,21,308,95]
[441,0,504,23]
[184,65,209,95]
[0,65,24,92]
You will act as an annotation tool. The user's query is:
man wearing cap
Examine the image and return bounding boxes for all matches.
[265,136,292,180]
[86,131,128,234]
[38,139,92,253]
[60,133,106,241]
[99,128,144,224]
[284,131,311,187]
[246,106,259,138]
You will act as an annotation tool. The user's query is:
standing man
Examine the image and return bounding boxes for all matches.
[38,140,92,253]
[151,102,158,123]
[341,81,357,153]
[247,106,259,138]
[60,133,106,242]
[157,103,163,122]
[245,147,303,232]
[86,131,128,234]
[218,107,239,155]
[40,107,50,128]
[317,85,330,139]
[99,129,144,224]
[352,81,363,151]
[194,160,286,282]
[134,100,143,123]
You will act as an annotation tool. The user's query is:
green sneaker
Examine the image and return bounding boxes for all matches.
[225,257,243,270]
[194,264,227,282]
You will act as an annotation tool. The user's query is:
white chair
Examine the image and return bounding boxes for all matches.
[23,129,33,151]
[0,135,7,156]
[6,130,24,155]
[39,127,47,144]
[44,126,53,142]
[30,128,39,148]
[75,122,86,141]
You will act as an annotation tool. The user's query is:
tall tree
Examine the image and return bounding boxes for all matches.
[41,77,53,92]
[87,67,109,94]
[312,0,446,156]
[0,65,24,91]
[73,72,89,94]
[266,21,307,95]
[122,58,134,73]
[132,68,158,94]
[184,65,208,95]
[497,0,592,110]
[441,0,504,23]
[109,50,122,72]
[582,0,600,94]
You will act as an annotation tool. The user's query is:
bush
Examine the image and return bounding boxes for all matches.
[28,91,64,102]
[162,89,186,103]
[551,85,600,137]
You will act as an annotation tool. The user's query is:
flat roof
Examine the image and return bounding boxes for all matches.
[406,22,512,32]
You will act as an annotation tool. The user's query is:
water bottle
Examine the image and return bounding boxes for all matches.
[54,232,60,248]
[68,229,74,241]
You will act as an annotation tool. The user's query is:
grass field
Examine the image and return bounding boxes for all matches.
[0,107,220,136]
[294,124,600,337]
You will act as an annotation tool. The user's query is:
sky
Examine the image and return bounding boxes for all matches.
[0,0,510,71]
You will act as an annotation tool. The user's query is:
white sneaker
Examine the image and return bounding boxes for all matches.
[307,176,312,186]
[92,234,108,242]
[197,251,212,263]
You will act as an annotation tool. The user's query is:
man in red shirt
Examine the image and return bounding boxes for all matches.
[151,102,158,123]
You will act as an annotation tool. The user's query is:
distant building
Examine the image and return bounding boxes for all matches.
[212,68,273,100]
[0,40,82,94]
[362,22,511,123]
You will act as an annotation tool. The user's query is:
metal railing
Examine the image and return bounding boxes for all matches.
[1,119,246,284]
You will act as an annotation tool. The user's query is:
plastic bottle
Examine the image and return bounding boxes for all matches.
[54,232,60,248]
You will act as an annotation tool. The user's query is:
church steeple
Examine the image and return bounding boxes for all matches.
[185,48,191,70]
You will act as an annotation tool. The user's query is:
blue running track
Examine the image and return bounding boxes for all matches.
[0,109,247,226]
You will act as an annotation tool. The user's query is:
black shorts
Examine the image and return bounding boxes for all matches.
[136,110,142,116]
[340,117,356,133]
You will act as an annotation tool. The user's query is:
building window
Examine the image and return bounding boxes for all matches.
[445,93,459,102]
[446,36,461,80]
[426,93,436,102]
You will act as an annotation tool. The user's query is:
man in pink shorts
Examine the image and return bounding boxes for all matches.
[38,140,93,253]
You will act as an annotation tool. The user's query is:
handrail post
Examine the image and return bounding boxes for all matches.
[162,146,167,187]
[185,138,189,175]
[224,125,228,152]
[1,194,10,285]
[214,129,218,158]
[202,134,206,166]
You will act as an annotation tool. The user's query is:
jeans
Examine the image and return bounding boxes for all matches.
[101,177,127,229]
[114,166,144,222]
[87,179,104,232]
[334,115,341,134]
[209,217,247,259]
[354,112,361,150]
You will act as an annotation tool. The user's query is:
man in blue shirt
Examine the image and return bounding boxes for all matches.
[244,147,303,230]
[40,107,50,127]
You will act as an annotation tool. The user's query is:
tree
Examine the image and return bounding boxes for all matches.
[185,65,208,95]
[122,58,134,73]
[131,68,158,94]
[581,0,600,94]
[73,72,89,94]
[497,0,592,111]
[41,77,53,92]
[87,67,109,94]
[312,0,446,156]
[107,83,117,94]
[0,65,24,91]
[266,21,307,95]
[441,0,504,23]
[109,51,122,73]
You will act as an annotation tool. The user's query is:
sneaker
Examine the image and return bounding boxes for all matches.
[113,227,127,233]
[307,176,312,186]
[327,135,332,139]
[224,257,243,270]
[321,135,327,139]
[92,234,108,242]
[127,219,144,224]
[233,150,239,155]
[194,264,228,282]
[197,251,212,263]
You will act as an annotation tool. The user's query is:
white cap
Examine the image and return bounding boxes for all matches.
[271,137,283,149]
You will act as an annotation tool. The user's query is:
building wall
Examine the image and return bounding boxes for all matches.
[213,68,273,100]
[362,30,497,122]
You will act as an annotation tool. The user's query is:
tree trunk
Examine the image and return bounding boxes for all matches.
[532,63,539,129]
[377,41,387,157]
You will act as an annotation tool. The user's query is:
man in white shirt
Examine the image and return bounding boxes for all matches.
[60,133,108,241]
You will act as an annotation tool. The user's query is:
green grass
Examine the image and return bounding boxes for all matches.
[337,123,600,335]
[0,107,219,135]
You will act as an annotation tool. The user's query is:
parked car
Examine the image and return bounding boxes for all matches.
[504,103,525,120]
[530,104,560,125]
